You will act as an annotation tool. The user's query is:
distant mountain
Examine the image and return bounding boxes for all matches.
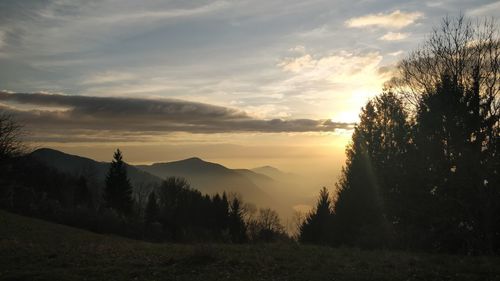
[252,166,292,180]
[234,169,274,184]
[252,165,318,211]
[30,148,308,221]
[141,157,233,178]
[137,158,277,209]
[30,148,162,187]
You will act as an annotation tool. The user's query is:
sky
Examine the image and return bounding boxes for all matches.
[0,0,498,187]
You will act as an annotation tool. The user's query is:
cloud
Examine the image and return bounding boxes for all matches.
[1,1,233,56]
[278,54,315,73]
[288,45,306,53]
[296,25,331,38]
[377,65,397,78]
[274,50,387,123]
[346,10,423,29]
[379,32,408,41]
[0,30,5,49]
[37,1,231,25]
[80,71,137,85]
[278,51,383,84]
[77,1,231,25]
[467,1,500,17]
[388,50,404,56]
[0,92,352,140]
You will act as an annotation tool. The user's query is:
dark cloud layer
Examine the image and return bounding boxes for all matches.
[0,92,353,137]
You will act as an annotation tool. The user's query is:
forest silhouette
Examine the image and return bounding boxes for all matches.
[301,16,499,254]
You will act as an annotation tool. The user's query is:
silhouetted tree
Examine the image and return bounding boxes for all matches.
[0,112,25,202]
[389,15,499,254]
[74,176,92,208]
[299,187,333,244]
[330,92,411,248]
[0,112,24,163]
[134,182,154,217]
[228,197,247,243]
[145,191,159,224]
[323,15,500,253]
[1,149,273,243]
[104,149,134,215]
[212,192,229,230]
[388,16,499,109]
[411,72,500,253]
[248,208,285,242]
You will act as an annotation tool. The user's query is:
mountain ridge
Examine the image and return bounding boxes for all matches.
[137,157,279,209]
[30,148,288,212]
[30,148,162,186]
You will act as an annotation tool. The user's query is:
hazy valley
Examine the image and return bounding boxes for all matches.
[31,148,316,227]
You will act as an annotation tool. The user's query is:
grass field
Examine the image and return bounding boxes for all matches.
[1,210,500,281]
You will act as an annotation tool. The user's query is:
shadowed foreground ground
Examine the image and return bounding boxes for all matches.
[1,210,500,281]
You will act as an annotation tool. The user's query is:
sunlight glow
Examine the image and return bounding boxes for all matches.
[331,111,359,124]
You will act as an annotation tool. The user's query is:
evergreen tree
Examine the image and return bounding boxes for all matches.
[228,197,247,243]
[382,16,499,253]
[413,73,499,253]
[212,193,229,230]
[299,187,332,244]
[332,92,410,248]
[104,149,134,215]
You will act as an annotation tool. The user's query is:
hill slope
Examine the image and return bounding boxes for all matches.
[1,210,499,281]
[30,148,314,219]
[137,158,277,209]
[29,148,286,211]
[252,165,291,180]
[30,148,162,186]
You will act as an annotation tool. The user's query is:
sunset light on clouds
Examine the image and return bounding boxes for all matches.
[0,0,498,184]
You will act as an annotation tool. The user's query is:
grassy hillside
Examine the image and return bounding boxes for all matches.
[1,211,499,281]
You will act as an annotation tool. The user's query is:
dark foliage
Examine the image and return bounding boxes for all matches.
[103,149,134,215]
[0,146,282,243]
[0,112,24,163]
[144,191,159,224]
[299,187,333,244]
[156,176,233,242]
[228,197,247,243]
[247,208,287,242]
[300,16,499,254]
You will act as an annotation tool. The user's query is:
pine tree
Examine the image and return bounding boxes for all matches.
[332,92,410,248]
[413,74,499,253]
[228,197,247,243]
[299,187,332,244]
[104,149,134,215]
[212,193,229,230]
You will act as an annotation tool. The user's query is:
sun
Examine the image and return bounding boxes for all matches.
[331,111,359,124]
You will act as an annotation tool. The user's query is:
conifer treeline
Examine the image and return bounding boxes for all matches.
[300,16,499,254]
[0,145,286,242]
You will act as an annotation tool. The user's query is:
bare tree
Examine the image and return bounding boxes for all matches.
[387,15,499,113]
[242,202,257,222]
[246,207,285,241]
[0,112,25,161]
[256,208,284,234]
[133,181,155,217]
[384,15,500,253]
[288,210,306,241]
